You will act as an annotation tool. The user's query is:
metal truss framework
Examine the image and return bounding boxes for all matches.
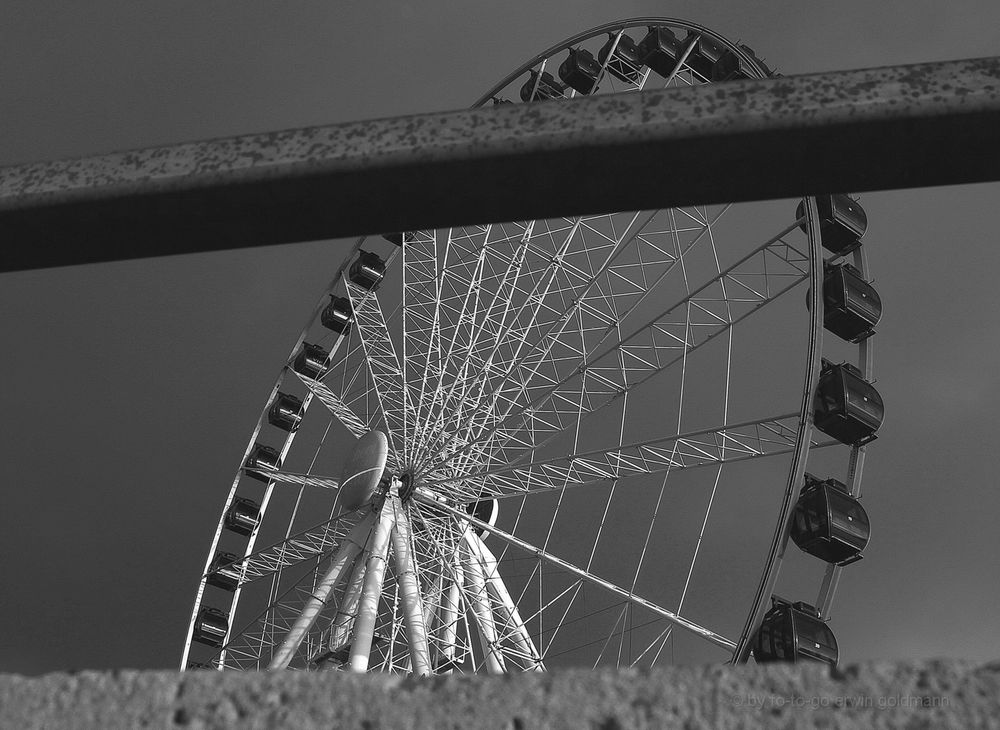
[189,191,829,672]
[159,17,894,674]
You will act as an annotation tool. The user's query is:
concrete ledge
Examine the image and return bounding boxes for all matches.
[2,661,997,729]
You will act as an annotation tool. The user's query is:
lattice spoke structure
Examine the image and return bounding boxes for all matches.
[426,415,836,500]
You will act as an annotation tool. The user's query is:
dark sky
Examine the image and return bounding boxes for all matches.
[2,1,999,674]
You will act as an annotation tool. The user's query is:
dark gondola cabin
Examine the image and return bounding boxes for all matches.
[321,296,354,334]
[207,551,242,591]
[224,496,261,536]
[710,47,757,81]
[267,392,304,433]
[684,33,727,79]
[293,342,329,380]
[349,251,386,291]
[598,33,642,83]
[193,607,229,647]
[710,49,742,81]
[822,262,882,342]
[558,48,601,94]
[519,70,565,102]
[796,195,869,256]
[791,474,870,565]
[637,26,682,77]
[813,360,883,446]
[381,232,404,246]
[752,598,838,665]
[245,443,281,481]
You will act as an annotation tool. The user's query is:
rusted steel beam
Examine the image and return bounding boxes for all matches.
[2,57,999,272]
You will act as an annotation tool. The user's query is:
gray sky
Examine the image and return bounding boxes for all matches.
[2,0,999,674]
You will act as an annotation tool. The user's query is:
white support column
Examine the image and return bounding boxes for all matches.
[421,572,443,639]
[328,549,368,656]
[469,532,543,671]
[390,498,432,676]
[348,498,397,672]
[437,558,463,671]
[268,512,375,669]
[417,571,443,671]
[461,534,505,674]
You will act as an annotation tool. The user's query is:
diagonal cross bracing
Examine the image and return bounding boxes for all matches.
[421,232,809,478]
[413,492,736,652]
[347,283,407,461]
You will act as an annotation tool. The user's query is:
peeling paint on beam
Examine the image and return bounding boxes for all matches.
[2,57,999,272]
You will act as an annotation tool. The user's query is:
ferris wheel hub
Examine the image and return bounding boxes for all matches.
[397,472,417,502]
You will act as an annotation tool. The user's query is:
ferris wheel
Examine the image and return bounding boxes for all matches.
[181,18,884,674]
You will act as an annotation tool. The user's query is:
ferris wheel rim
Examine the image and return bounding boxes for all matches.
[470,16,773,108]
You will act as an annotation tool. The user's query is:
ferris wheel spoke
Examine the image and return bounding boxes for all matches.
[424,415,836,501]
[410,223,533,466]
[460,537,506,673]
[405,226,484,460]
[414,492,736,652]
[592,28,644,92]
[498,223,802,455]
[310,325,389,440]
[221,509,363,584]
[412,210,674,473]
[407,225,499,465]
[243,467,341,491]
[655,31,701,89]
[454,534,533,672]
[267,512,377,669]
[415,156,731,477]
[411,503,541,670]
[346,283,407,463]
[289,369,374,441]
[465,531,544,670]
[402,229,445,459]
[449,524,539,669]
[421,225,808,476]
[412,218,586,470]
[210,561,349,669]
[426,209,685,459]
[412,219,616,468]
[408,507,479,670]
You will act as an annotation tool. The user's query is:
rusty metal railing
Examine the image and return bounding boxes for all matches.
[2,57,998,272]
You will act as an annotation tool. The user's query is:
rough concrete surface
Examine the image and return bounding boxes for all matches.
[1,661,997,729]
